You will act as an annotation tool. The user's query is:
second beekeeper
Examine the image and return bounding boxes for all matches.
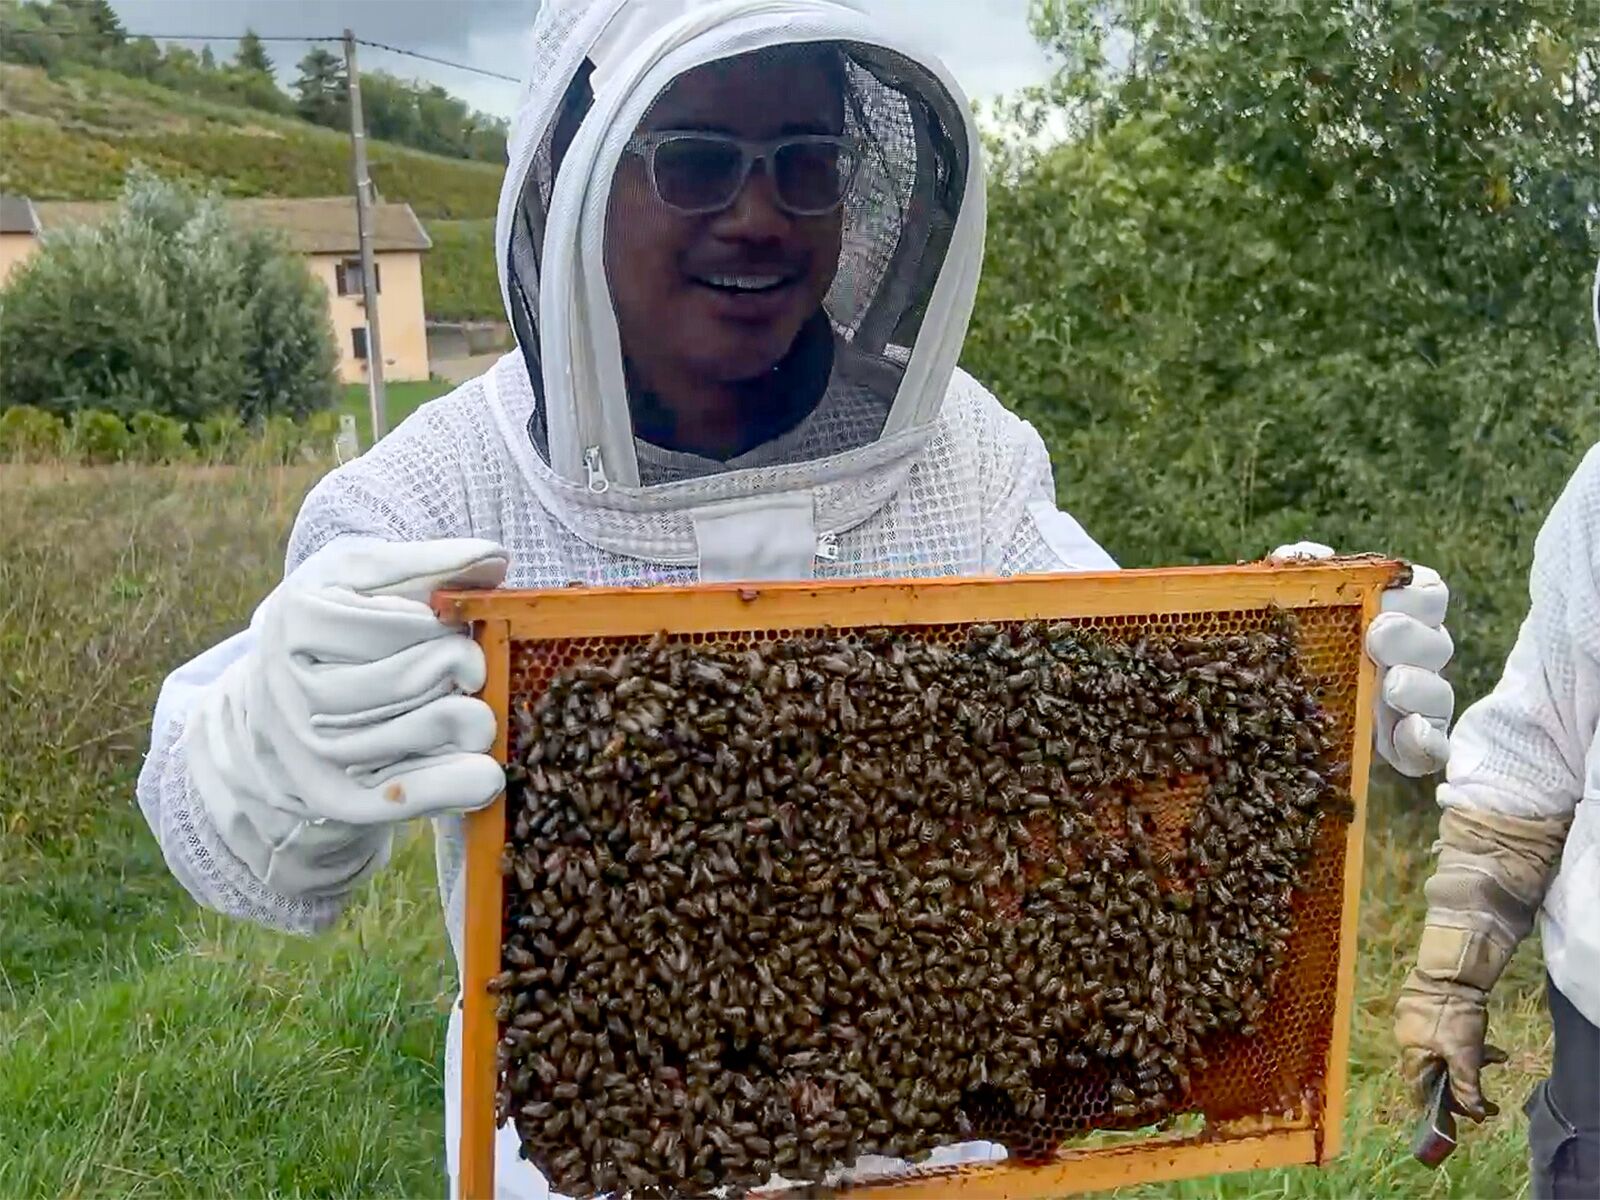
[136,1,1458,1195]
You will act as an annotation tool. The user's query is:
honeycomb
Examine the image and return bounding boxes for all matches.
[496,604,1361,1182]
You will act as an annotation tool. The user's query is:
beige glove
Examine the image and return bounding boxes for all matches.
[1394,806,1571,1120]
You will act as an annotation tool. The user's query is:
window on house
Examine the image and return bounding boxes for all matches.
[351,326,369,361]
[335,258,381,296]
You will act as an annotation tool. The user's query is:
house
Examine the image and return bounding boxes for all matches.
[0,194,40,284]
[0,195,433,384]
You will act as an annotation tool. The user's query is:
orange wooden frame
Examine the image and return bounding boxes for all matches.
[434,559,1398,1200]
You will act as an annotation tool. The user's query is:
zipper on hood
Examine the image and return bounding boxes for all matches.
[584,446,611,494]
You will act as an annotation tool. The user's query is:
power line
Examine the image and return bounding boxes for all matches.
[44,29,521,84]
[349,38,520,84]
[33,31,338,46]
[117,33,337,43]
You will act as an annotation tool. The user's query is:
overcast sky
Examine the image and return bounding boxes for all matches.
[106,0,1056,119]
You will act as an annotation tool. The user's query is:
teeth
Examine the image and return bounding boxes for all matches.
[701,274,789,292]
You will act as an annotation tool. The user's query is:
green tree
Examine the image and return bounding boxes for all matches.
[1025,0,1598,343]
[235,28,273,76]
[0,169,337,426]
[962,0,1600,714]
[235,228,338,423]
[360,70,508,163]
[117,34,162,78]
[59,0,123,50]
[294,47,346,128]
[0,0,60,67]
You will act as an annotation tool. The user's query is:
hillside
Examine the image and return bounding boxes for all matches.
[0,61,504,216]
[0,60,506,319]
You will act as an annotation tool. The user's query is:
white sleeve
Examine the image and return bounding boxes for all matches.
[982,398,1118,575]
[136,621,356,934]
[134,419,458,933]
[1436,445,1600,821]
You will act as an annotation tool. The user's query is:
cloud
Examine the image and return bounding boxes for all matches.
[107,0,1052,117]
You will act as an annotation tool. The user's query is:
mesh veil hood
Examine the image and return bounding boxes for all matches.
[488,0,987,566]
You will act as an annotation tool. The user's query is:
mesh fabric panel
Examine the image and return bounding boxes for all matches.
[135,717,349,936]
[507,38,967,478]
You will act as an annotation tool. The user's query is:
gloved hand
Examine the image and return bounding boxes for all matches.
[1269,542,1453,776]
[1394,806,1571,1120]
[186,536,510,897]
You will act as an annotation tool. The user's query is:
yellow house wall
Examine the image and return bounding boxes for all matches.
[0,231,40,287]
[307,251,432,384]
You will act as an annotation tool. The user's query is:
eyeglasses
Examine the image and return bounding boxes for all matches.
[624,131,862,217]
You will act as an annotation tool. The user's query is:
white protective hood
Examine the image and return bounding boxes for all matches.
[488,0,987,579]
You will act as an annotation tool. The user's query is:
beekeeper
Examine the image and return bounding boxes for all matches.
[1394,258,1600,1200]
[136,1,1456,1195]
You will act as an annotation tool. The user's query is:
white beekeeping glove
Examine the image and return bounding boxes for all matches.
[1271,541,1454,777]
[185,537,511,897]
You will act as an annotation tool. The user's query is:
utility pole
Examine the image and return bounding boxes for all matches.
[344,29,386,443]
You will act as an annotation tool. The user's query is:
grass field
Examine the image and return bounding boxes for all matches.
[0,465,1552,1198]
[338,379,455,448]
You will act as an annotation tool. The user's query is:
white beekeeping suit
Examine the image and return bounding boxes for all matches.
[1394,259,1600,1200]
[135,1,1454,1196]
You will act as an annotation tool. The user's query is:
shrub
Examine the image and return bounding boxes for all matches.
[298,410,344,459]
[67,409,130,464]
[191,410,245,464]
[0,405,348,465]
[127,411,190,463]
[236,232,338,423]
[0,405,67,460]
[0,168,337,425]
[243,414,303,467]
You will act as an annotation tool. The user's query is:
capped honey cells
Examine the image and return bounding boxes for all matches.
[493,618,1349,1197]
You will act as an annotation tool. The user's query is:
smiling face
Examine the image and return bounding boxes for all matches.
[604,48,848,408]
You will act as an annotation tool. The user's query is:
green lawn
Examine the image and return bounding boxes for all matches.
[339,380,455,449]
[0,466,1550,1199]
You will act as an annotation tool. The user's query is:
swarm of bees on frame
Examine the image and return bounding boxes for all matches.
[492,618,1345,1197]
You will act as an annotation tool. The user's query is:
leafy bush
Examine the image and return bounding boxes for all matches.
[0,405,350,466]
[0,405,66,460]
[0,168,337,425]
[299,410,344,457]
[66,409,130,464]
[127,411,190,463]
[966,0,1600,716]
[192,410,246,465]
[243,414,305,467]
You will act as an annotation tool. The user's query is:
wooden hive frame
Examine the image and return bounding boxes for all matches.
[433,558,1401,1200]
